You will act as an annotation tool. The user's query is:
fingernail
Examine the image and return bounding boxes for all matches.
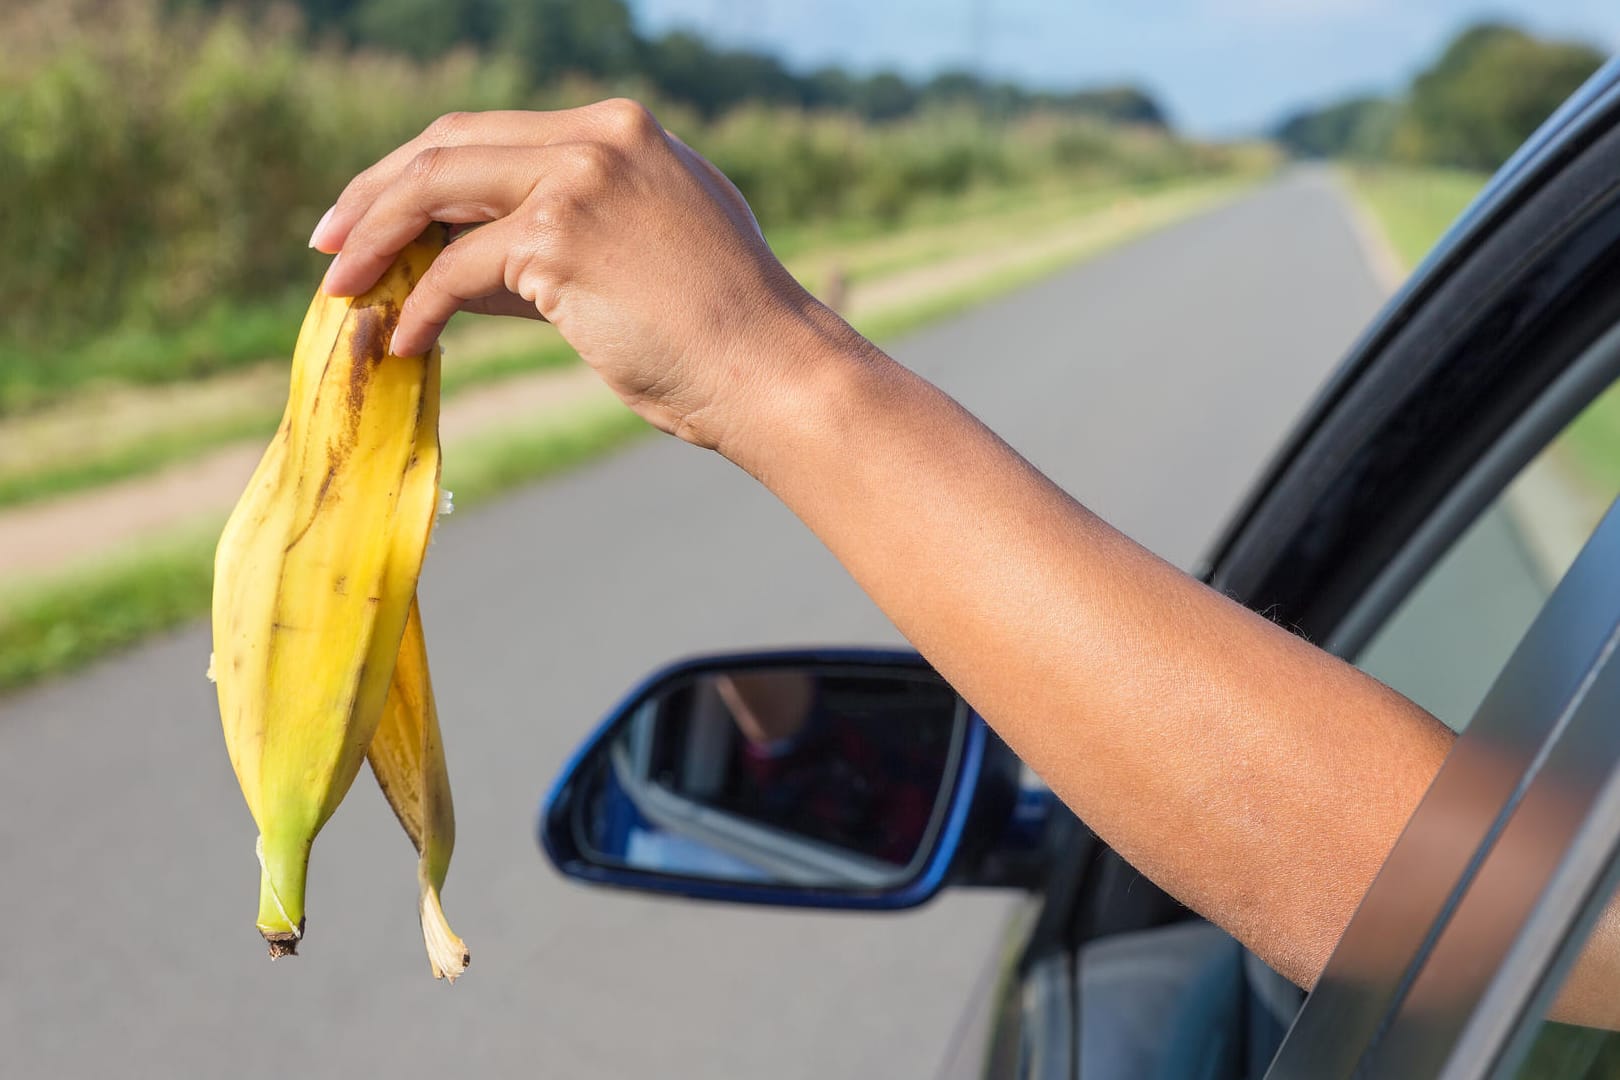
[321,252,342,294]
[308,206,335,249]
[388,329,405,356]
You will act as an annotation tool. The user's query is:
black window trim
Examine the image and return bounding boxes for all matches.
[1203,58,1620,597]
[1326,317,1620,660]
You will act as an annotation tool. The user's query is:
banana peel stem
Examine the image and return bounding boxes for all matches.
[255,834,307,957]
[419,875,469,983]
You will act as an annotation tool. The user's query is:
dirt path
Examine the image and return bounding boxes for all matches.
[0,182,1237,585]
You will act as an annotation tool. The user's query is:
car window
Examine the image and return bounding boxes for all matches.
[1355,379,1620,730]
[1493,872,1620,1078]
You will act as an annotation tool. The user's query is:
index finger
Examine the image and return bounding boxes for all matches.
[310,109,587,254]
[320,145,546,298]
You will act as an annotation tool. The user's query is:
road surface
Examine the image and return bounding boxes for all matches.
[0,170,1387,1079]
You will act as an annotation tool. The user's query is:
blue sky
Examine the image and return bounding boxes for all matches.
[630,0,1620,135]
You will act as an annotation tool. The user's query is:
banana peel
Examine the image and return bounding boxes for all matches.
[212,224,469,979]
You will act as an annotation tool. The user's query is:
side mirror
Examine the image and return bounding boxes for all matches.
[540,650,990,910]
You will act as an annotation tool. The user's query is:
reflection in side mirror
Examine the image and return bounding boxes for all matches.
[542,651,986,909]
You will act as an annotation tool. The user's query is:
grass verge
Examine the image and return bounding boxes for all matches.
[851,184,1236,343]
[0,176,1251,513]
[0,335,583,512]
[0,401,649,694]
[0,176,1249,695]
[1341,165,1487,271]
[0,520,221,693]
[0,414,273,509]
[1,292,313,417]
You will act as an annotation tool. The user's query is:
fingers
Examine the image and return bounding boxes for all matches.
[321,146,545,297]
[311,100,661,255]
[312,111,558,255]
[388,219,526,358]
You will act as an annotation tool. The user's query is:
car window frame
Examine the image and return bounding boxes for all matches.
[1203,57,1620,605]
[1205,72,1620,644]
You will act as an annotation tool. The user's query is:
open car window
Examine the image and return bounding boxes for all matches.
[1355,376,1620,730]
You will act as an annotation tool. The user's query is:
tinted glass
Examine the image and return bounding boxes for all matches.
[1495,870,1620,1078]
[1357,380,1620,729]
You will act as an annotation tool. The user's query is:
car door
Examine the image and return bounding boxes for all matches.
[1200,57,1620,1080]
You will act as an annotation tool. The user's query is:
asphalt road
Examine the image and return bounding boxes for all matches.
[0,168,1386,1079]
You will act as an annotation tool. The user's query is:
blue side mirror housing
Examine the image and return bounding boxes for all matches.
[539,649,1026,910]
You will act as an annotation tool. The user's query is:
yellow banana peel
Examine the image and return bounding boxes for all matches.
[212,224,469,979]
[368,598,469,982]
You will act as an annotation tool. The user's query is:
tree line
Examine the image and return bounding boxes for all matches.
[1274,22,1608,170]
[185,0,1170,127]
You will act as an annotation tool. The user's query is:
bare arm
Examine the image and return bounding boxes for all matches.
[315,100,1457,989]
[722,305,1456,985]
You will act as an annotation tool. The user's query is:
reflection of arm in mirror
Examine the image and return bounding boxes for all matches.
[714,672,815,750]
[313,103,1616,1023]
[699,674,942,865]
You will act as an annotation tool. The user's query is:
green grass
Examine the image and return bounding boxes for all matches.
[852,183,1239,343]
[2,177,1220,419]
[1343,165,1488,270]
[0,175,1247,696]
[438,337,578,398]
[1561,380,1620,495]
[0,403,650,695]
[0,336,585,512]
[0,520,222,693]
[1,291,313,418]
[440,401,648,507]
[0,178,1224,513]
[0,414,279,510]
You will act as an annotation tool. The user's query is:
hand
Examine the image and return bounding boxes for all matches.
[311,100,848,451]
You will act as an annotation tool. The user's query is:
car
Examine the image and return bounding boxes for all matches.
[538,57,1620,1080]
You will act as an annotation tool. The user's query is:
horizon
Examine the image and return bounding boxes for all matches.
[631,0,1620,135]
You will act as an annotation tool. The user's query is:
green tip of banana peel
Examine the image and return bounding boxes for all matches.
[255,833,310,955]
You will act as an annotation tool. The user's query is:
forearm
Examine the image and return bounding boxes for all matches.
[725,305,1455,987]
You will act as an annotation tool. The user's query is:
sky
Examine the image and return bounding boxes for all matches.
[630,0,1620,135]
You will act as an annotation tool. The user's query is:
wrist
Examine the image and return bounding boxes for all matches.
[711,292,901,484]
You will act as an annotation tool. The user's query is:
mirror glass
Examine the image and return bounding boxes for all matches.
[572,666,966,890]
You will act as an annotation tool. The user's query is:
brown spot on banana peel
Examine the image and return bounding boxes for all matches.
[282,466,338,554]
[348,300,399,366]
